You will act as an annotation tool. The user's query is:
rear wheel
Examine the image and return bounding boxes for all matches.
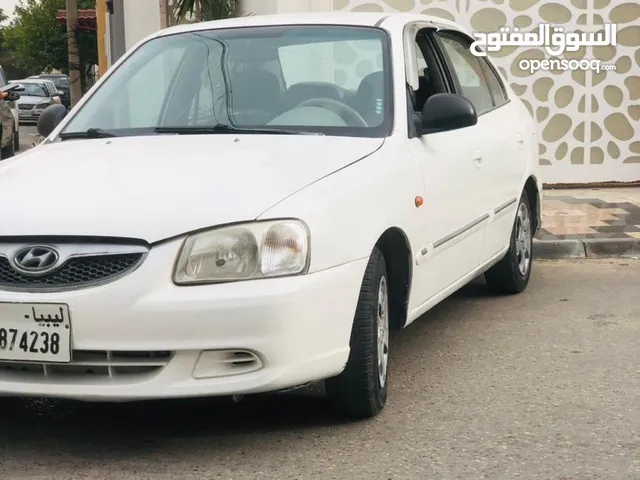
[325,246,389,419]
[485,192,534,294]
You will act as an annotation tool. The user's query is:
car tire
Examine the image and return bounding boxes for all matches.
[484,191,534,294]
[14,129,20,152]
[325,246,389,419]
[1,131,15,159]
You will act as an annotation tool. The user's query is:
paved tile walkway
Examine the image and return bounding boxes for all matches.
[539,187,640,241]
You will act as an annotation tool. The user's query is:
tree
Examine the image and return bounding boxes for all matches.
[0,8,31,80]
[65,0,81,107]
[2,0,96,88]
[174,0,239,22]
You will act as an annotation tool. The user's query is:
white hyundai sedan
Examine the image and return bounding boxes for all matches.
[0,12,542,418]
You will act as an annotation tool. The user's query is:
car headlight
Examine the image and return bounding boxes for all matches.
[37,101,50,108]
[173,219,310,285]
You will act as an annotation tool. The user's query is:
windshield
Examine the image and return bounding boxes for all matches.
[16,83,49,97]
[47,77,69,88]
[61,25,392,138]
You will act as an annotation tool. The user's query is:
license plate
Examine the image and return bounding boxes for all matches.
[0,303,72,363]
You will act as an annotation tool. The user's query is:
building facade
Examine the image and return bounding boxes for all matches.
[106,0,639,185]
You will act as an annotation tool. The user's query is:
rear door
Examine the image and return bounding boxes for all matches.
[432,30,524,263]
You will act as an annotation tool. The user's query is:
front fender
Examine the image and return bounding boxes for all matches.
[257,140,424,274]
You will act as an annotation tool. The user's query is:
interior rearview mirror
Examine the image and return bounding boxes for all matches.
[420,93,477,134]
[37,104,68,138]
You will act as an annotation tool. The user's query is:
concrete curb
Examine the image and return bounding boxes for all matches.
[533,238,640,259]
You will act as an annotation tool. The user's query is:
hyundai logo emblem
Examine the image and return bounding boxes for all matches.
[11,245,60,276]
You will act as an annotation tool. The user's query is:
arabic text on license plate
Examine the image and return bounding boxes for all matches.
[0,303,71,363]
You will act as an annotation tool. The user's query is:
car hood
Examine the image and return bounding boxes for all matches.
[17,95,50,104]
[0,134,383,243]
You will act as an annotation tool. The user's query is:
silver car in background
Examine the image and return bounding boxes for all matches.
[10,79,59,123]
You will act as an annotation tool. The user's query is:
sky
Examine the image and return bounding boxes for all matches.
[0,0,19,20]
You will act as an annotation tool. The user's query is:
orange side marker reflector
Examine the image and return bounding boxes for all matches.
[415,196,424,207]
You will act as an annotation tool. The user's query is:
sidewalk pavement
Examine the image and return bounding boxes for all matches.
[534,187,640,259]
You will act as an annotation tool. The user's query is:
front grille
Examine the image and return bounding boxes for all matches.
[17,104,33,111]
[0,253,144,289]
[0,350,173,379]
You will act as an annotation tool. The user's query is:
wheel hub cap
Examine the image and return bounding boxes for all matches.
[515,202,532,276]
[377,276,390,389]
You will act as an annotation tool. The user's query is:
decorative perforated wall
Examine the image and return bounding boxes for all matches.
[332,0,639,184]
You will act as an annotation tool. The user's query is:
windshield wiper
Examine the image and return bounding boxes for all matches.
[59,128,118,140]
[154,124,323,136]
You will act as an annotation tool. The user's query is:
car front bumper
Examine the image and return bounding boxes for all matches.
[0,240,366,401]
[18,107,47,121]
[18,113,42,122]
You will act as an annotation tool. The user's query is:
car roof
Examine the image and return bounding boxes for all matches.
[12,79,47,85]
[154,12,463,38]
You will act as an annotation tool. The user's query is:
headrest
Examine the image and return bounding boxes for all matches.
[285,82,344,108]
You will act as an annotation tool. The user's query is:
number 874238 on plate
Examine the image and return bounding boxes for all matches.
[0,303,72,363]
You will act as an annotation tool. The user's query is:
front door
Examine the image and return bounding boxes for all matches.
[404,28,488,311]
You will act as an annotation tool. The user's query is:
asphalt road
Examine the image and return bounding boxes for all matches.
[0,259,638,480]
[17,124,39,152]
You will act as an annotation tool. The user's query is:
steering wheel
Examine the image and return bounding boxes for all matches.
[295,98,368,127]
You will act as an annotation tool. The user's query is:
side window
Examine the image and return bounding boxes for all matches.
[416,45,427,77]
[480,58,508,106]
[0,68,7,88]
[437,34,494,114]
[405,39,423,114]
[406,30,450,115]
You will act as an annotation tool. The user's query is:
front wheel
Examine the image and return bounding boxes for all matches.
[485,192,534,294]
[325,246,389,419]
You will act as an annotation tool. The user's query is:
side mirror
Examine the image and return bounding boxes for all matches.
[37,104,68,137]
[420,93,477,134]
[6,92,20,102]
[57,90,65,97]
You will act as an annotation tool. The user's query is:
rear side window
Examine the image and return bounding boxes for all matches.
[436,32,509,115]
[480,59,508,106]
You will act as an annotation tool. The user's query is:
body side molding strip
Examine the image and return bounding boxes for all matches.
[433,213,490,249]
